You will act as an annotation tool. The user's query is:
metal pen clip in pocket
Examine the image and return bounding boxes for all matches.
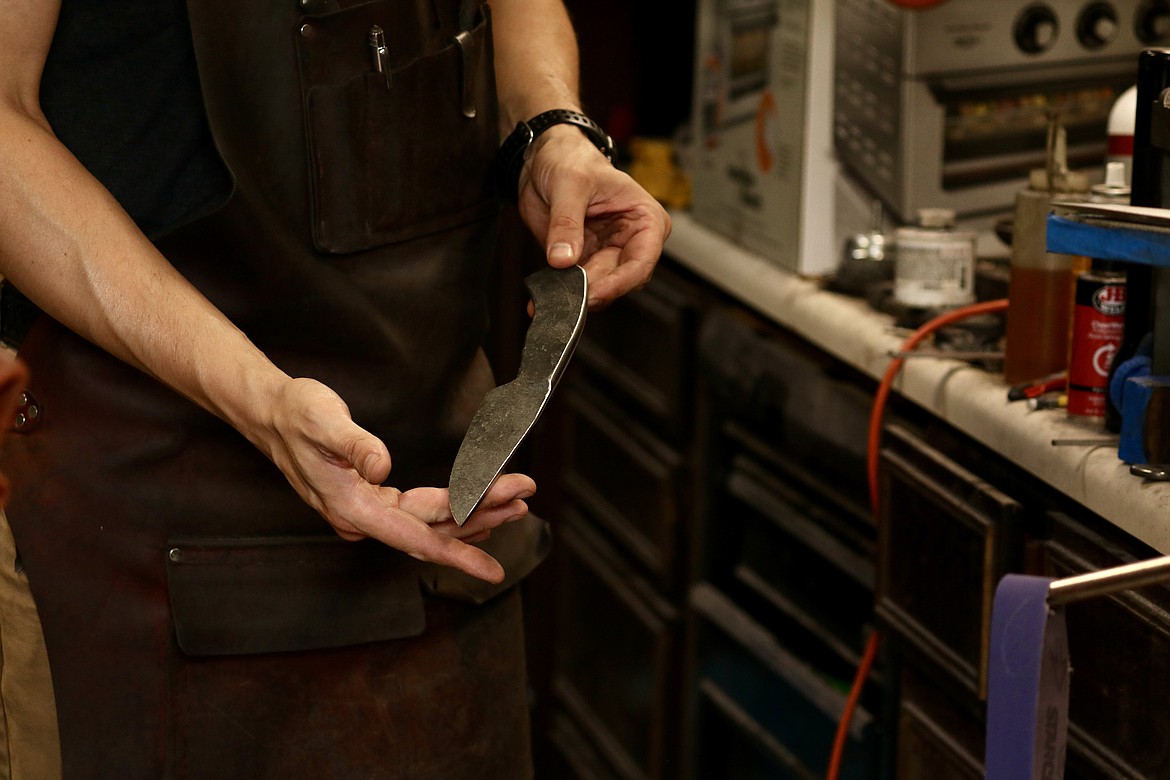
[369,26,391,90]
[452,31,477,119]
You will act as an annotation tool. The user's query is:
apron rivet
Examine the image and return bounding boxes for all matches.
[168,548,183,563]
[300,23,314,38]
[11,391,41,432]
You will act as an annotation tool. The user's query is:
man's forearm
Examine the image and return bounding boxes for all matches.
[0,107,290,444]
[490,0,581,133]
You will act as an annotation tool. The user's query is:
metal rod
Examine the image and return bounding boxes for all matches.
[887,350,1005,360]
[1048,556,1170,606]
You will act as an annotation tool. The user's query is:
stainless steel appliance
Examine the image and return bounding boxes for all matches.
[834,0,1170,224]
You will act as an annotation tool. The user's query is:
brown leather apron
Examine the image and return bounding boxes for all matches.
[0,1,544,777]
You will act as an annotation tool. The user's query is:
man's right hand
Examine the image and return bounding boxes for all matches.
[257,377,535,584]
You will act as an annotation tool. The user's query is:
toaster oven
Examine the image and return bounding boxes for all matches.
[833,0,1170,223]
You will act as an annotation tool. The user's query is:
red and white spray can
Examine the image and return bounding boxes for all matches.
[1067,268,1126,417]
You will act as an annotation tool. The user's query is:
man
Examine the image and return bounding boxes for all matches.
[0,0,670,777]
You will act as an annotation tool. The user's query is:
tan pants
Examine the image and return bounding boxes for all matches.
[0,512,60,780]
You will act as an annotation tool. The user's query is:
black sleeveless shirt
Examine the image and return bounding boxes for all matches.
[40,0,232,239]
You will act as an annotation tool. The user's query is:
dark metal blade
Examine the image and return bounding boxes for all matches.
[449,265,587,524]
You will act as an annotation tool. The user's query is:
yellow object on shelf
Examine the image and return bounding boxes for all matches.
[627,137,691,211]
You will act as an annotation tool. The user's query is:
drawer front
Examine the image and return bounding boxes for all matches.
[575,268,697,442]
[708,453,875,668]
[543,712,625,780]
[692,679,815,780]
[1046,512,1170,780]
[553,515,679,780]
[688,584,881,780]
[895,702,984,780]
[697,308,872,514]
[876,423,1023,700]
[893,667,985,780]
[563,385,683,587]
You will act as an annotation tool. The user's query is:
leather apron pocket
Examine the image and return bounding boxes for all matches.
[297,1,499,254]
[166,535,425,656]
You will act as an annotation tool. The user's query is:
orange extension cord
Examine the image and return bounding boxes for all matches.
[825,298,1010,780]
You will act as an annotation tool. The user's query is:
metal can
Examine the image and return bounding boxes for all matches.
[1068,270,1127,417]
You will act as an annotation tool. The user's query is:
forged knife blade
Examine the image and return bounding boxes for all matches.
[449,265,587,525]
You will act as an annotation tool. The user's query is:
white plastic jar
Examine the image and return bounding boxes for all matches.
[894,208,977,309]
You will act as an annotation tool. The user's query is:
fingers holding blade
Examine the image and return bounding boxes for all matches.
[400,473,536,541]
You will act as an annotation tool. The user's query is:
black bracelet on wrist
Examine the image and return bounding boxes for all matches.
[496,109,615,202]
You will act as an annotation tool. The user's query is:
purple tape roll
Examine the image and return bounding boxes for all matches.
[985,574,1070,779]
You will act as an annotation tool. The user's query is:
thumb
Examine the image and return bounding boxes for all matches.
[337,422,393,485]
[543,179,589,269]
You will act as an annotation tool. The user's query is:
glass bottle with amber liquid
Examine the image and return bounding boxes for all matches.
[1003,121,1090,385]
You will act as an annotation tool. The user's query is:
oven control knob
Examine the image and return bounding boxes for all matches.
[1015,4,1059,54]
[1136,0,1170,44]
[1078,2,1119,49]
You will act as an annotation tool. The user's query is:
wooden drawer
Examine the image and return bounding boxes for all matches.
[552,513,679,780]
[707,452,875,669]
[543,712,625,780]
[562,384,684,588]
[894,667,984,780]
[575,266,698,443]
[691,678,806,780]
[876,423,1024,701]
[687,584,881,780]
[1045,512,1170,780]
[697,309,872,513]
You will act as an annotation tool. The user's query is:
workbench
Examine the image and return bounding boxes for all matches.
[665,210,1170,553]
